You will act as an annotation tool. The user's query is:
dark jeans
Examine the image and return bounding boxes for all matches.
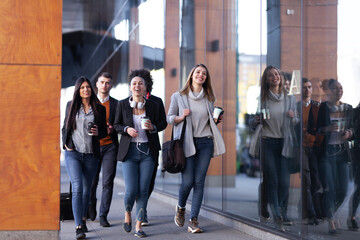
[321,144,349,219]
[302,146,323,219]
[144,153,159,220]
[65,150,99,226]
[122,142,155,221]
[178,137,214,219]
[263,138,290,219]
[148,152,159,198]
[90,143,118,218]
[349,147,360,218]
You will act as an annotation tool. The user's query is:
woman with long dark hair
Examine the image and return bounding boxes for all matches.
[168,63,225,233]
[62,76,107,239]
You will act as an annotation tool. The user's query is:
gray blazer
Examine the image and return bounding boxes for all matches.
[167,91,226,158]
[282,94,299,158]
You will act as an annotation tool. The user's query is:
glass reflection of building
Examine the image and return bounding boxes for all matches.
[61,0,360,239]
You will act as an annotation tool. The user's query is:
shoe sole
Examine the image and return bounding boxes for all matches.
[141,222,149,226]
[134,231,146,238]
[187,226,203,233]
[76,233,86,239]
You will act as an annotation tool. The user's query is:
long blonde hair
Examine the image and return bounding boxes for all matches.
[260,65,284,103]
[179,63,216,102]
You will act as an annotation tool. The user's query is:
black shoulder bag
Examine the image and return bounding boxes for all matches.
[162,119,186,174]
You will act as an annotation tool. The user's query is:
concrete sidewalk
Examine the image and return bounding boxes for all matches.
[60,167,260,240]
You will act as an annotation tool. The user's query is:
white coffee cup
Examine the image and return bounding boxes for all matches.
[141,116,150,129]
[261,108,270,120]
[213,107,223,120]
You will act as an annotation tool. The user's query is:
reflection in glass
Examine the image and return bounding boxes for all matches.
[251,66,299,232]
[298,79,322,227]
[316,80,353,235]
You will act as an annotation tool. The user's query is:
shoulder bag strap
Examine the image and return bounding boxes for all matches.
[170,118,186,141]
[180,118,186,143]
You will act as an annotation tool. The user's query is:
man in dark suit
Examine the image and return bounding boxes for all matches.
[88,72,119,227]
[297,78,322,225]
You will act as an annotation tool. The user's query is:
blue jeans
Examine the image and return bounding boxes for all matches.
[65,150,100,226]
[90,143,118,217]
[122,142,155,221]
[178,137,214,219]
[349,147,360,218]
[321,144,349,219]
[263,138,290,219]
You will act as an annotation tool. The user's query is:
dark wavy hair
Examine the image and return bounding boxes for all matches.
[127,69,152,93]
[66,76,101,129]
[179,63,215,102]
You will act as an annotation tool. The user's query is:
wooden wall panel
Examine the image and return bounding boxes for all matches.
[0,0,62,65]
[129,6,142,71]
[280,0,337,80]
[0,0,62,232]
[303,28,337,79]
[0,65,61,230]
[164,0,180,142]
[280,27,301,72]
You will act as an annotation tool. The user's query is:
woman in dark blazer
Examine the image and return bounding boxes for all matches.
[62,76,107,239]
[316,79,354,235]
[114,69,165,238]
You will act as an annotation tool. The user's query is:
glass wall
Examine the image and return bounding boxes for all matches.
[61,0,360,239]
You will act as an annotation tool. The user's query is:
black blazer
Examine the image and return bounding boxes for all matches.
[108,97,119,147]
[316,101,353,157]
[114,97,163,162]
[62,101,107,158]
[147,94,167,159]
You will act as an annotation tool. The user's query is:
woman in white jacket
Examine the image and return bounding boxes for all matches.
[167,63,225,233]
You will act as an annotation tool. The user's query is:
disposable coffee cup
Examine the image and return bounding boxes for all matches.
[339,120,345,132]
[213,107,223,120]
[88,122,95,135]
[261,108,270,120]
[332,120,345,132]
[141,116,150,130]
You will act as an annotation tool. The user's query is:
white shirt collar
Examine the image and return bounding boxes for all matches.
[303,99,311,107]
[97,94,109,103]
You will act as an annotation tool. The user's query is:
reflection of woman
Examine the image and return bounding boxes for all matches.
[167,64,225,233]
[348,102,360,230]
[253,66,298,232]
[62,76,107,239]
[316,79,353,235]
[114,69,164,238]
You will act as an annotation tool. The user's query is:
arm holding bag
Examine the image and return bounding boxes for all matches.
[249,124,262,158]
[162,119,186,174]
